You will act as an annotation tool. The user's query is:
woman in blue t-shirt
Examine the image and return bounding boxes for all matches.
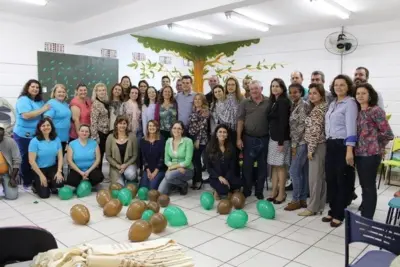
[14,79,50,189]
[28,118,64,198]
[66,124,104,187]
[44,84,72,153]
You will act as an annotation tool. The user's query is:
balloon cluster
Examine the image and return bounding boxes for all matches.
[199,191,276,229]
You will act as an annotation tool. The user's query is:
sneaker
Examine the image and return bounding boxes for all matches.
[284,201,302,211]
[300,200,308,208]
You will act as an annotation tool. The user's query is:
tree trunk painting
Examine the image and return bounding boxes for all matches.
[128,35,285,92]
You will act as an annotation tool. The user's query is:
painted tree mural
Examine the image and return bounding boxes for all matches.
[128,35,285,92]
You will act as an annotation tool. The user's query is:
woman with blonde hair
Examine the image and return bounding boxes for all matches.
[69,83,91,142]
[188,93,209,189]
[44,84,71,153]
[90,82,110,171]
[105,116,138,185]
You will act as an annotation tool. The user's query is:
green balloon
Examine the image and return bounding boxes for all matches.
[200,192,214,210]
[58,186,73,200]
[137,187,149,200]
[76,180,92,198]
[163,206,188,227]
[257,200,275,219]
[227,209,248,229]
[118,188,132,206]
[111,190,119,199]
[141,210,155,221]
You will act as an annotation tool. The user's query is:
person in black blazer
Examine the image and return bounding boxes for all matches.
[207,124,241,199]
[266,78,291,204]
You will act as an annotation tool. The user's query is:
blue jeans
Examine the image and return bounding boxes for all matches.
[13,133,33,186]
[289,144,309,201]
[1,174,18,200]
[139,171,165,190]
[158,169,194,195]
[242,135,269,197]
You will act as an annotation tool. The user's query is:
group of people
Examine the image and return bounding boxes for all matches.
[0,66,395,228]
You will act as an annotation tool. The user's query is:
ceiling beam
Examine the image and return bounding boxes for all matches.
[68,0,270,44]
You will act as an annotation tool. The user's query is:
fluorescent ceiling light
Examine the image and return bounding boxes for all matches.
[225,11,269,32]
[175,21,224,35]
[310,0,351,20]
[167,23,213,40]
[21,0,48,5]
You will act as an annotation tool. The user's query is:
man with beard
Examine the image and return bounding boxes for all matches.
[205,75,220,105]
[354,67,384,109]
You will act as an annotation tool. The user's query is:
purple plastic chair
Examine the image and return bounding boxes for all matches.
[0,226,58,266]
[345,209,400,267]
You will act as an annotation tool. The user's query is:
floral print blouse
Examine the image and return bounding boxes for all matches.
[305,102,327,154]
[188,109,209,145]
[159,104,177,132]
[90,99,110,141]
[289,99,310,148]
[355,106,393,156]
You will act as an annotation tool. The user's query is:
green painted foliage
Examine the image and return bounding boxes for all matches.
[131,35,260,60]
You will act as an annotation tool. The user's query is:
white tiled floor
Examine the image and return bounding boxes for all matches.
[0,176,398,267]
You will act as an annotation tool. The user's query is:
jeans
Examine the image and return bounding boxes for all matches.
[66,168,104,188]
[209,175,242,196]
[139,171,165,190]
[1,174,18,200]
[98,131,109,171]
[33,165,64,199]
[192,144,206,184]
[355,155,381,219]
[242,135,269,197]
[136,130,144,171]
[117,165,138,186]
[13,133,33,186]
[289,144,308,201]
[326,139,355,221]
[158,168,194,195]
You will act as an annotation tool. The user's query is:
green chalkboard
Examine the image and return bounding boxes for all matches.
[37,51,119,101]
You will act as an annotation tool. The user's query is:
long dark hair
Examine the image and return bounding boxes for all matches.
[110,83,124,101]
[129,86,142,108]
[158,85,176,105]
[138,80,149,90]
[269,78,288,103]
[171,121,186,138]
[19,79,43,101]
[355,82,378,108]
[120,76,132,88]
[113,115,130,139]
[206,124,231,161]
[35,117,57,141]
[144,86,158,107]
[308,83,326,109]
[211,84,226,111]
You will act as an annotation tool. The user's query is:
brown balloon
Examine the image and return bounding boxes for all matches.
[147,201,160,213]
[149,213,167,233]
[158,194,170,207]
[96,189,111,207]
[148,189,160,202]
[109,183,123,192]
[103,199,123,217]
[128,220,152,242]
[217,199,232,215]
[126,201,147,220]
[231,192,246,209]
[126,183,138,198]
[70,204,90,225]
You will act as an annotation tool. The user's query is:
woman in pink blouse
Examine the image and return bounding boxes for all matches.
[355,83,393,219]
[70,84,92,142]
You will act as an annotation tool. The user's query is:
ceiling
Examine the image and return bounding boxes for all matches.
[133,0,400,45]
[0,0,137,22]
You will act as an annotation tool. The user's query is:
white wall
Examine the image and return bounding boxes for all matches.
[1,14,400,133]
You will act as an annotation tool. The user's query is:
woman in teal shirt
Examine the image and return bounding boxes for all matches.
[44,84,72,153]
[66,124,104,188]
[14,79,49,189]
[28,118,64,198]
[158,121,194,195]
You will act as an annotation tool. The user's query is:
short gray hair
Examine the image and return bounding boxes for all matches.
[249,80,262,88]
